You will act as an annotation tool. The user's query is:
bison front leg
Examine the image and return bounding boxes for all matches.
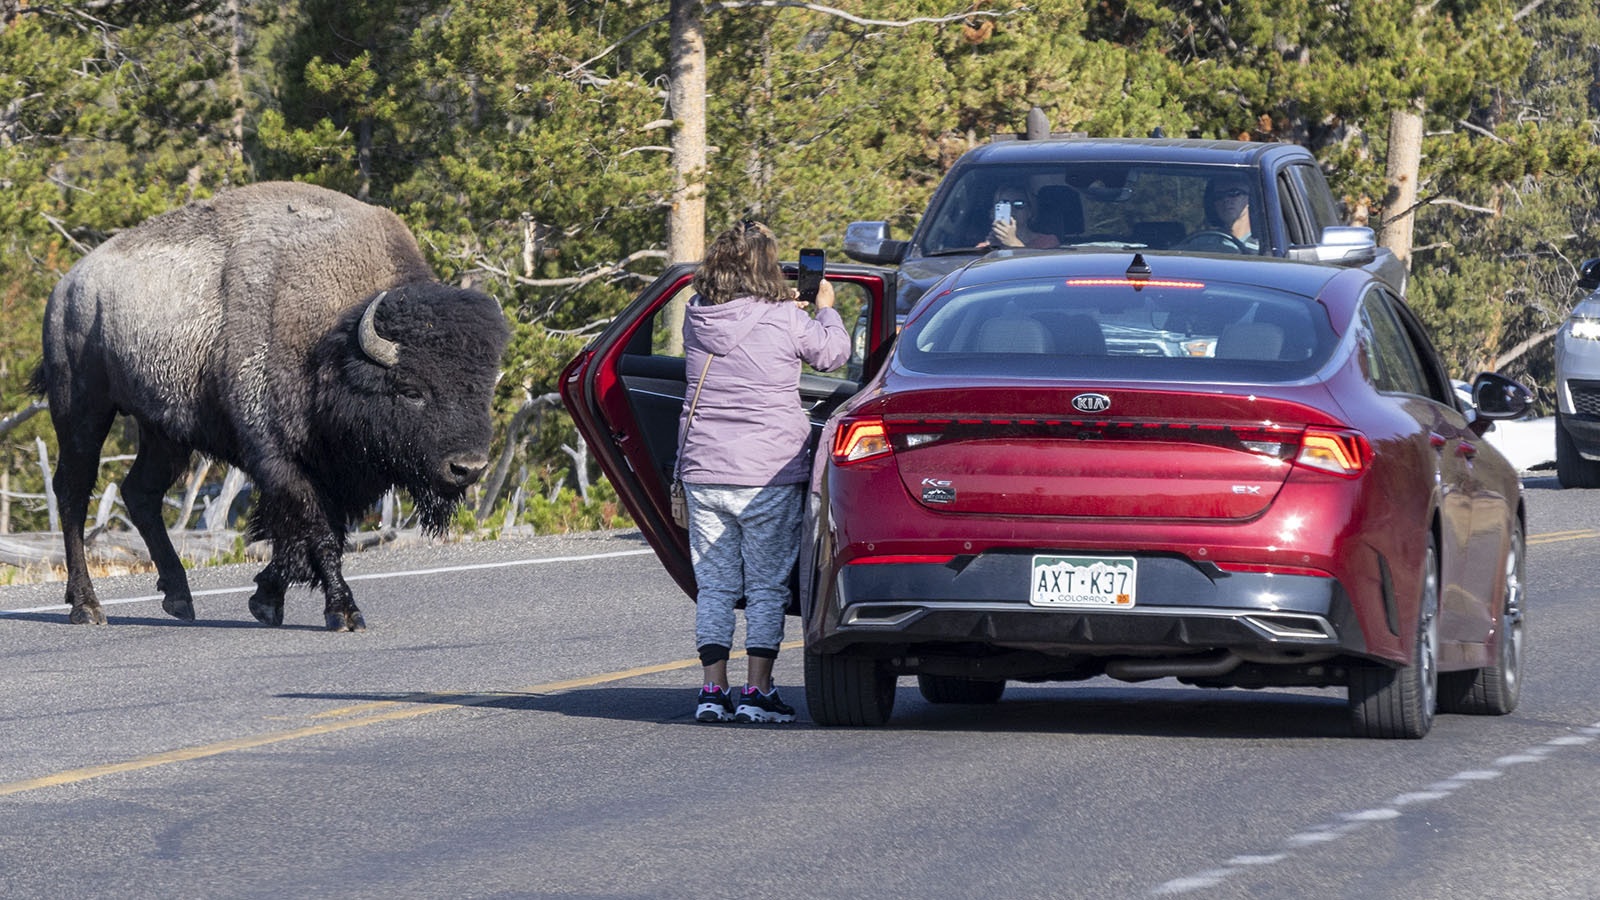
[310,529,365,632]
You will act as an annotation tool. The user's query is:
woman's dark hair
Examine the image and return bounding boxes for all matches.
[693,220,791,305]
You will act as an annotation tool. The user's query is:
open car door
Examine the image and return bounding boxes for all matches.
[560,261,897,598]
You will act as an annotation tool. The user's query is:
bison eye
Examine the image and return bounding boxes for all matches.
[397,386,426,407]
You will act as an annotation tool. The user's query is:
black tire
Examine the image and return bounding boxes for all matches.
[1349,537,1439,739]
[917,674,1006,705]
[1439,524,1525,715]
[1555,412,1600,488]
[805,650,896,727]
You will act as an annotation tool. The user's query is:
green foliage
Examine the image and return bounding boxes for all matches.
[515,477,631,535]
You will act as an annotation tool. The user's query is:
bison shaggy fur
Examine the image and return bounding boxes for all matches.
[34,181,510,630]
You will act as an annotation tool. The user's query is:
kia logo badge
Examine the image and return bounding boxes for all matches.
[1072,393,1111,413]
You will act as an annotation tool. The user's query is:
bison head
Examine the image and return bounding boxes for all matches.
[311,282,511,533]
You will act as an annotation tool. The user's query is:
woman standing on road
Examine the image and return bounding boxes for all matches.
[679,220,851,724]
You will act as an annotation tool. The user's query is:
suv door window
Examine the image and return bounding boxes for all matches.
[1287,163,1344,239]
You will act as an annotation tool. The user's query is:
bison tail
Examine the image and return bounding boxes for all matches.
[27,363,46,397]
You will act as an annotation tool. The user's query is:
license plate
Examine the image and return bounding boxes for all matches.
[1029,555,1137,608]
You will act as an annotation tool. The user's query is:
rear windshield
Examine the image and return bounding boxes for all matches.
[896,275,1336,382]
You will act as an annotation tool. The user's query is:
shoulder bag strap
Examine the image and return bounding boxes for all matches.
[674,353,714,478]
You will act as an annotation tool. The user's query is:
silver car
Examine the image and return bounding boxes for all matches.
[1554,258,1600,487]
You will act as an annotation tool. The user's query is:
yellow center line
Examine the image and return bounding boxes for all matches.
[1528,529,1600,546]
[1,641,803,798]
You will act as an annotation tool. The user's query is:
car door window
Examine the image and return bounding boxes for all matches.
[1360,290,1431,397]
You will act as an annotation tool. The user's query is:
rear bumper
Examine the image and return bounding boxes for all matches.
[807,553,1368,663]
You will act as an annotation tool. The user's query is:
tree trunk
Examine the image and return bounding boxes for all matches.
[203,467,249,532]
[35,437,57,533]
[1378,106,1423,267]
[226,0,245,163]
[662,0,708,356]
[178,458,212,530]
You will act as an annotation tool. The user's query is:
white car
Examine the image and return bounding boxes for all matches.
[1553,258,1600,487]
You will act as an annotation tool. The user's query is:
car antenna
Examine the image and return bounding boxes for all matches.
[1126,252,1152,279]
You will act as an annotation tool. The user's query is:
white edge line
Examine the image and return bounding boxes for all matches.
[0,548,656,616]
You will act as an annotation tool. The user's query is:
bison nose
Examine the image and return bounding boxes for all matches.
[443,453,489,486]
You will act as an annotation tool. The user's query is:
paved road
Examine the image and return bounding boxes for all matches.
[2,476,1597,899]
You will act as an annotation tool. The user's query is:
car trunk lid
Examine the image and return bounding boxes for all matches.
[865,387,1343,519]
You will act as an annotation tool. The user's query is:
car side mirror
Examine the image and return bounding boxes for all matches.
[1470,371,1534,421]
[843,221,908,265]
[1577,257,1600,292]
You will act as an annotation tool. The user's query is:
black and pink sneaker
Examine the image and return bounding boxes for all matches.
[733,686,797,724]
[695,684,736,723]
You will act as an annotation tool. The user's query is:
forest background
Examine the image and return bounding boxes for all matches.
[1,0,1599,548]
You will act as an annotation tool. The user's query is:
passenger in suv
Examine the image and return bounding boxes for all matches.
[983,183,1061,250]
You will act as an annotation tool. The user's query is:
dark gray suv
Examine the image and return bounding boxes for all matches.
[842,137,1407,369]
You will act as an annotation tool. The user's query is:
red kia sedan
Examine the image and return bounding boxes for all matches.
[561,250,1531,739]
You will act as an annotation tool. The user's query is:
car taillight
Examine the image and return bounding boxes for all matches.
[1295,428,1369,476]
[832,417,892,464]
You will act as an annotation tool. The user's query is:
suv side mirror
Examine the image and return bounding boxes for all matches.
[1577,258,1600,292]
[843,221,908,265]
[1311,225,1379,265]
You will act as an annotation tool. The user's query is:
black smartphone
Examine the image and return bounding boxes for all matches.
[797,248,825,304]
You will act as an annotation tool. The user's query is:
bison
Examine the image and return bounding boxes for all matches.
[33,181,510,630]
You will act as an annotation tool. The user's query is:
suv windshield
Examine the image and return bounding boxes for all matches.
[919,162,1265,257]
[896,274,1336,382]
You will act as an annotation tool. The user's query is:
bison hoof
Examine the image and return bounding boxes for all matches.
[248,596,285,627]
[161,596,196,621]
[68,605,107,625]
[325,610,366,632]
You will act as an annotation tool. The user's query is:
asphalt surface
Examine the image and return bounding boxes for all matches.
[2,477,1598,899]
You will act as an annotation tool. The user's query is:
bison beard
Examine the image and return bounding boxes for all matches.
[35,182,510,631]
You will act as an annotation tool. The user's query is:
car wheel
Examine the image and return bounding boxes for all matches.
[805,650,896,727]
[1439,524,1524,715]
[917,674,1006,705]
[1555,412,1600,488]
[1349,536,1439,739]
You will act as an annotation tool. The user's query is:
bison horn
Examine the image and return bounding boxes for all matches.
[358,291,401,367]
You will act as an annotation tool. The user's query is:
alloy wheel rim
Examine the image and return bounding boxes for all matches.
[1421,551,1439,714]
[1501,534,1525,691]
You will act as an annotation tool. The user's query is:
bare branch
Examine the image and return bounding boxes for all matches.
[1428,196,1498,215]
[1494,324,1560,370]
[0,400,46,441]
[709,1,1023,29]
[1456,118,1509,144]
[475,249,668,288]
[563,4,1021,78]
[39,212,91,254]
[564,16,669,79]
[619,145,673,158]
[1512,0,1549,22]
[540,318,616,337]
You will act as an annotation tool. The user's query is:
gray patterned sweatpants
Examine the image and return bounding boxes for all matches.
[684,482,804,655]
